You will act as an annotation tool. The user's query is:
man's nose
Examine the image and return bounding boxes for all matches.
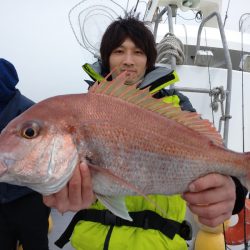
[123,53,134,65]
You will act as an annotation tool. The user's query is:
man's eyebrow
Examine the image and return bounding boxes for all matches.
[114,45,123,49]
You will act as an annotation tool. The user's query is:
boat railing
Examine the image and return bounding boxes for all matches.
[153,8,232,146]
[195,11,232,146]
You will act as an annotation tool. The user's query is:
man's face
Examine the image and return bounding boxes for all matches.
[109,38,147,85]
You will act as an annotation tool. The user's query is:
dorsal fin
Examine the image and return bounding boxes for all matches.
[89,72,224,146]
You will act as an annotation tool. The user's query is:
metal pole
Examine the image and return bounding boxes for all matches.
[196,12,232,146]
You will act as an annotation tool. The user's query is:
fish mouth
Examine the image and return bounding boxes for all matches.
[0,158,16,176]
[0,160,8,176]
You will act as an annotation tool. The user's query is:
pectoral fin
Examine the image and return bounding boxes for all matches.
[96,194,132,221]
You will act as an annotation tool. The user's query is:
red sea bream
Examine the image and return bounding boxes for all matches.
[0,72,249,219]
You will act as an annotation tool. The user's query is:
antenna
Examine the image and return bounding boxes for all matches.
[144,0,200,22]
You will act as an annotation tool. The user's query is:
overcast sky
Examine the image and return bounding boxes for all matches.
[0,0,249,101]
[221,0,250,31]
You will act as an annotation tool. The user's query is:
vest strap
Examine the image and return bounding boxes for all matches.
[55,209,192,248]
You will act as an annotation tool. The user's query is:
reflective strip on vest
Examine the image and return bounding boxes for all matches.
[82,63,104,82]
[149,71,179,94]
[163,95,180,107]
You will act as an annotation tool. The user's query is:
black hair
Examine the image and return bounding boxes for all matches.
[100,17,157,74]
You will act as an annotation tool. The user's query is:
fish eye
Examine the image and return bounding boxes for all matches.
[21,122,40,139]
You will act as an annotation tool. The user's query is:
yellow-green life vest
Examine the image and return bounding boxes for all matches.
[71,195,187,250]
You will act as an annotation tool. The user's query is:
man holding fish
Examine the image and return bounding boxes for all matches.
[40,17,248,250]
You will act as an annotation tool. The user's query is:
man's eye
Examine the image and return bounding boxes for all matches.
[114,50,123,54]
[135,50,144,55]
[112,48,123,54]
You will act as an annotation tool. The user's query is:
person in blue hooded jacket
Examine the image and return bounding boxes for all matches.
[0,58,50,250]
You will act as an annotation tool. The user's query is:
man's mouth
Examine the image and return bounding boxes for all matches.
[122,69,136,73]
[124,71,136,76]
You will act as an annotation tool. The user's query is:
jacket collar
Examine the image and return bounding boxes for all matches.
[82,62,177,90]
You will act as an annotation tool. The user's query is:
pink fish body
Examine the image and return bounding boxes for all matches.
[0,74,249,219]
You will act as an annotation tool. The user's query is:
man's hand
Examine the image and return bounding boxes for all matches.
[182,173,236,227]
[43,162,95,213]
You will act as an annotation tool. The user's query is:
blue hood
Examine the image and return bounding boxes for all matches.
[0,58,19,107]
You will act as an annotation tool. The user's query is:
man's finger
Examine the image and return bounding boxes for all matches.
[68,164,82,205]
[80,162,95,207]
[43,195,55,207]
[188,173,229,192]
[197,212,232,227]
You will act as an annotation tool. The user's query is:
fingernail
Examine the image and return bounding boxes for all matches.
[188,183,195,192]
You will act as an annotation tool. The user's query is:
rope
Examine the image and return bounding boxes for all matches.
[156,33,185,65]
